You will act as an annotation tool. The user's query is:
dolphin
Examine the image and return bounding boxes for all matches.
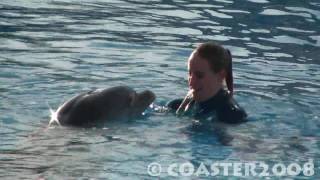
[49,86,156,127]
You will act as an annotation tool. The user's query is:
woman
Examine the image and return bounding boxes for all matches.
[167,42,247,123]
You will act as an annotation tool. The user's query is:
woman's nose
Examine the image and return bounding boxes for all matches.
[188,74,196,88]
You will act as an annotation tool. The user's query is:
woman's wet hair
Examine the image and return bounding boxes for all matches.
[195,42,234,95]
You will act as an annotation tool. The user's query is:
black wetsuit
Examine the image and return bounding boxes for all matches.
[167,89,247,124]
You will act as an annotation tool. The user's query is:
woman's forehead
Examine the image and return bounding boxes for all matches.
[188,54,211,70]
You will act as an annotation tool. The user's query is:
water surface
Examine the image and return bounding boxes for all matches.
[1,0,319,179]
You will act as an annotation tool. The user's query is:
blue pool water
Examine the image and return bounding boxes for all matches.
[1,0,319,179]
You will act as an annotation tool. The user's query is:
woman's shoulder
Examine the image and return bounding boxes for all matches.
[216,91,247,123]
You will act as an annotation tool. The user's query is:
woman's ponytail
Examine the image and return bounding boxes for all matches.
[225,49,233,96]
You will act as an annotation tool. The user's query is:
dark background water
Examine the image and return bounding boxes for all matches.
[0,0,319,179]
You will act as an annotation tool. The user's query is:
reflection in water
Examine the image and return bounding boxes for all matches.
[0,0,319,179]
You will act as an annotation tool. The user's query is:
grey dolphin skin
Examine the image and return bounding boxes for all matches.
[50,86,156,127]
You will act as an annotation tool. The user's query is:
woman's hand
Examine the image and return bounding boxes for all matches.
[176,89,194,116]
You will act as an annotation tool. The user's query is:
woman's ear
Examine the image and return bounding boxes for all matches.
[218,69,227,82]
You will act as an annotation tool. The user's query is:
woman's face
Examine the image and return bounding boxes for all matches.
[188,51,225,102]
